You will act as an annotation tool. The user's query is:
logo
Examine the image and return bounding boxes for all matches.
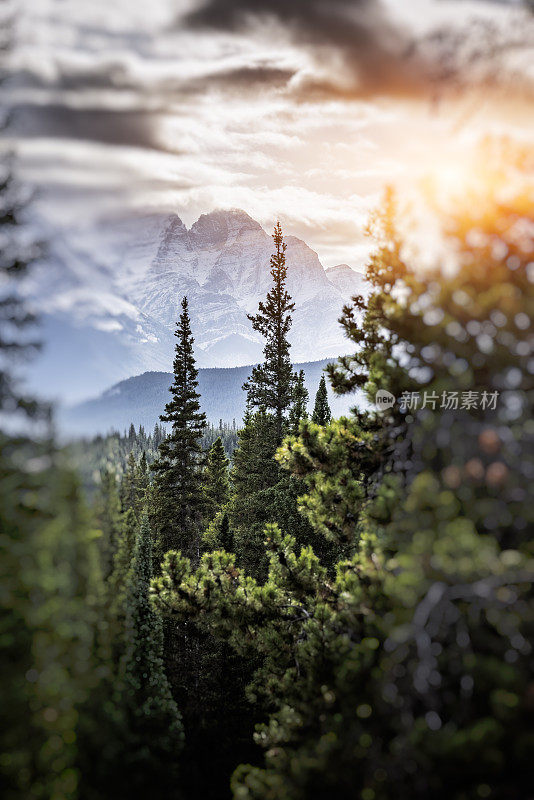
[375,389,395,410]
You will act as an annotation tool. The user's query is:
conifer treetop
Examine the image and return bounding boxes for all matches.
[161,296,206,433]
[312,375,332,426]
[151,295,207,560]
[243,222,296,443]
[289,369,309,435]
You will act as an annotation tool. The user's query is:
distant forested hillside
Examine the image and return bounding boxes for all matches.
[59,359,359,437]
[68,422,239,498]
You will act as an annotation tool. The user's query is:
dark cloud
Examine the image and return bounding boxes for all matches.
[184,0,534,100]
[14,63,141,93]
[4,60,297,151]
[185,0,427,98]
[15,60,295,102]
[8,0,532,156]
[11,104,166,150]
[198,65,296,90]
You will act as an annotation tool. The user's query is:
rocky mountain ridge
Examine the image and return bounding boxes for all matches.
[23,208,367,402]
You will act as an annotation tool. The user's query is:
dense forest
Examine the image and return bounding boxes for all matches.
[67,422,239,498]
[1,147,533,800]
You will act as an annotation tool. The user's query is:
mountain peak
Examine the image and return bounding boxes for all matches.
[191,208,264,241]
[326,263,368,299]
[28,207,367,403]
[326,263,355,275]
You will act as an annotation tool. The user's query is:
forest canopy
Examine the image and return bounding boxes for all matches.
[1,143,533,800]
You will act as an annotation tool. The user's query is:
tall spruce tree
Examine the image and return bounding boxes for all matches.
[151,296,207,563]
[230,228,318,578]
[243,222,295,445]
[149,297,218,799]
[311,375,331,425]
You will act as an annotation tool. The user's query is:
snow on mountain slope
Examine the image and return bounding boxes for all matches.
[22,208,368,403]
[325,264,367,298]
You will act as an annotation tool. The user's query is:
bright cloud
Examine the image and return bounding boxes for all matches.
[6,0,534,266]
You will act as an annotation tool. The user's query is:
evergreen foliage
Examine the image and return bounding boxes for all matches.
[243,222,295,444]
[0,160,44,421]
[151,296,207,562]
[229,231,318,578]
[109,508,139,654]
[95,469,122,580]
[155,168,534,800]
[311,374,331,425]
[1,449,107,800]
[0,158,106,800]
[229,410,280,574]
[4,135,533,800]
[68,422,237,500]
[135,451,150,513]
[228,409,317,579]
[203,437,230,523]
[218,512,233,552]
[289,369,309,435]
[119,452,138,515]
[118,516,184,796]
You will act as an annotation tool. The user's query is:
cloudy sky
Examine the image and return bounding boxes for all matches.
[6,0,534,266]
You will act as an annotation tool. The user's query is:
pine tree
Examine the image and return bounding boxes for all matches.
[229,411,280,575]
[151,296,207,563]
[203,436,230,523]
[116,517,184,797]
[228,408,318,578]
[148,297,211,794]
[311,375,331,425]
[96,468,122,580]
[288,369,309,435]
[202,508,235,552]
[0,161,45,421]
[152,423,165,447]
[243,222,295,445]
[135,451,149,513]
[218,511,233,552]
[109,508,139,654]
[229,224,318,577]
[120,451,138,514]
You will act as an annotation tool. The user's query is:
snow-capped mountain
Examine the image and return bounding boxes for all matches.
[326,264,367,298]
[22,209,367,403]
